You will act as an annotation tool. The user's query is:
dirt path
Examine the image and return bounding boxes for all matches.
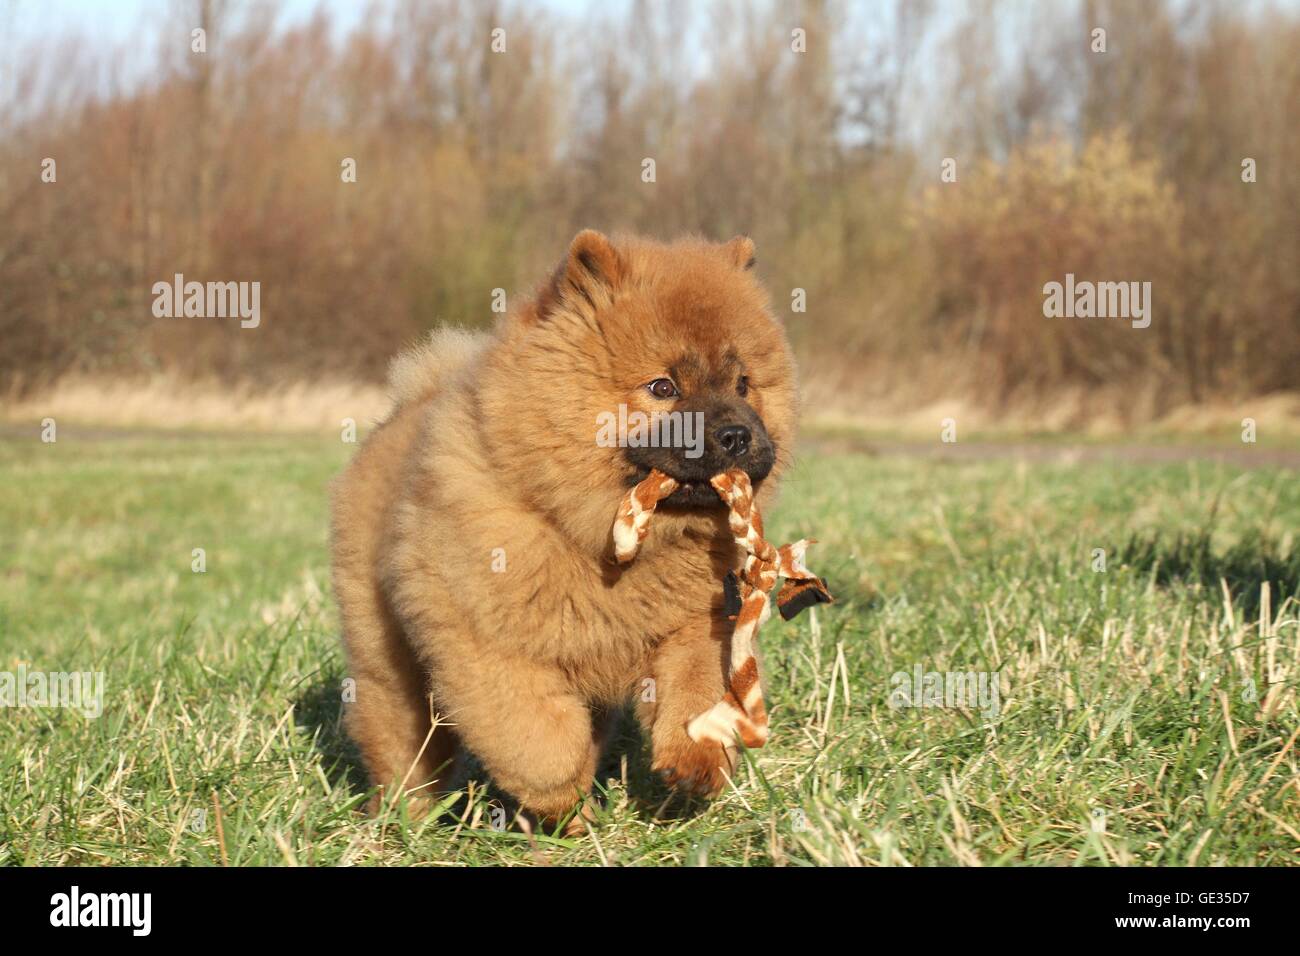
[3,423,1297,470]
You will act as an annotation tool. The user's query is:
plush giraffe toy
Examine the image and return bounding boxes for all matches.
[613,468,833,749]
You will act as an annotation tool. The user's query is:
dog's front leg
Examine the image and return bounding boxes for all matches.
[639,615,739,797]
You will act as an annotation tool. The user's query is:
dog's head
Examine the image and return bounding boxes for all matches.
[480,230,798,551]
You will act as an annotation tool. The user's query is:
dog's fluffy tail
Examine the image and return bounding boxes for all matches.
[386,326,489,411]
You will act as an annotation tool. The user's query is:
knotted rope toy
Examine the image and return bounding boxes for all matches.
[613,468,833,750]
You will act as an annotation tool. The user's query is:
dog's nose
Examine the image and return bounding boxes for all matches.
[715,424,751,458]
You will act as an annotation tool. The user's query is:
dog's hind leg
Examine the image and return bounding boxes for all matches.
[339,590,460,817]
[330,409,460,817]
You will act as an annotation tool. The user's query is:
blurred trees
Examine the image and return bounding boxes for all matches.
[0,0,1295,415]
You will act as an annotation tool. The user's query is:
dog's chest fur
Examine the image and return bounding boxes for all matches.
[385,393,744,708]
[484,528,730,703]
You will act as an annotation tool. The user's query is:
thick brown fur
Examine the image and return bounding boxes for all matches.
[329,231,799,829]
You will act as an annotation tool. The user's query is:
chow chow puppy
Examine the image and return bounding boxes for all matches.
[329,230,798,828]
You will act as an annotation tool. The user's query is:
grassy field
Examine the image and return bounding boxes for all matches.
[1,429,1297,866]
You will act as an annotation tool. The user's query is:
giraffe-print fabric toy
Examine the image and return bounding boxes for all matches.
[613,468,833,749]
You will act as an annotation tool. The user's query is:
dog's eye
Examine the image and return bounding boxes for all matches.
[646,378,679,399]
[737,375,749,397]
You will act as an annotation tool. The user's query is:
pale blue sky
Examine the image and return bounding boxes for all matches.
[5,0,1295,138]
[0,0,622,122]
[3,0,605,47]
[10,0,1297,48]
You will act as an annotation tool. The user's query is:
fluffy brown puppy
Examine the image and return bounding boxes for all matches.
[329,230,799,828]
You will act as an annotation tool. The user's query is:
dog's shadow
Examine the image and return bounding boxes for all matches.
[293,675,708,833]
[293,673,370,797]
[596,706,715,823]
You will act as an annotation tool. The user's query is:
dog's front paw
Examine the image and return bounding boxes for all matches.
[652,733,737,798]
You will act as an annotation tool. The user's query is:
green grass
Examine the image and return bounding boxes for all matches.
[1,431,1297,866]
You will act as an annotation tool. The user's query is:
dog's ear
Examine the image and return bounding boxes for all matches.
[535,229,623,319]
[722,235,756,271]
[567,229,623,290]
